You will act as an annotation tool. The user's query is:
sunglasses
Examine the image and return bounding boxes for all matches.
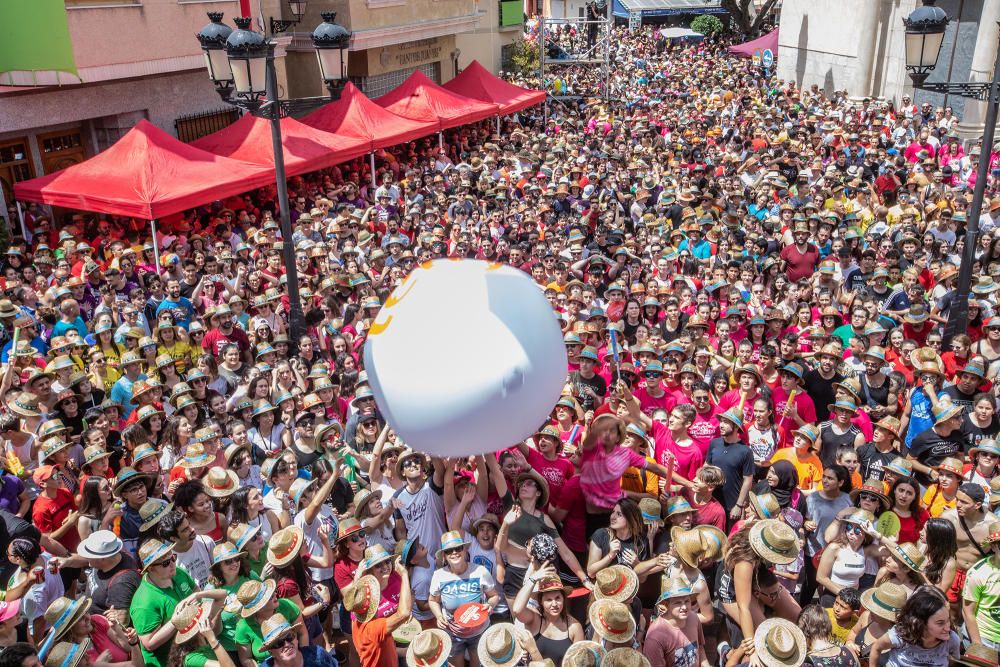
[858,493,879,502]
[349,531,367,543]
[154,553,177,568]
[270,633,297,650]
[644,372,662,379]
[443,546,464,556]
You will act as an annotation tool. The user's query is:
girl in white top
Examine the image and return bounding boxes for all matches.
[367,425,405,499]
[291,467,341,584]
[816,511,881,603]
[355,487,397,553]
[229,486,280,544]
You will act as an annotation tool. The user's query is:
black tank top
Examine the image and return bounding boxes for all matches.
[534,622,573,664]
[859,374,890,409]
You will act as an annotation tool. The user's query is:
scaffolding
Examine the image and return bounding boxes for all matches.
[538,2,612,118]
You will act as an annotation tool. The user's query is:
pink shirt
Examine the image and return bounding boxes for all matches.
[637,386,676,416]
[652,421,704,483]
[771,385,818,447]
[525,448,575,507]
[688,411,720,456]
[580,444,647,510]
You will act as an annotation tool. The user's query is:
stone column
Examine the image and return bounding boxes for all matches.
[850,0,883,98]
[956,0,1000,140]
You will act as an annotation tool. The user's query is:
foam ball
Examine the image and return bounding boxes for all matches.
[364,259,567,457]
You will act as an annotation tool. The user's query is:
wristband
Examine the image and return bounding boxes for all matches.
[129,640,139,647]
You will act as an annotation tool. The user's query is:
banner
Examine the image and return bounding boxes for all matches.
[0,0,80,86]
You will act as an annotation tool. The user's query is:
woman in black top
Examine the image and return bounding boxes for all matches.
[510,565,583,665]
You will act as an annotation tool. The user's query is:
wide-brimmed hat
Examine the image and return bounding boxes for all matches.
[954,643,1000,667]
[9,392,41,418]
[361,544,396,573]
[406,629,452,667]
[874,416,900,438]
[139,499,174,532]
[343,574,381,623]
[971,439,1000,460]
[753,618,807,667]
[76,530,123,560]
[43,640,92,667]
[353,488,383,519]
[749,492,781,520]
[588,599,636,644]
[827,398,858,415]
[934,456,965,478]
[267,526,305,567]
[259,612,304,650]
[337,517,365,543]
[228,521,262,551]
[664,496,696,518]
[435,530,471,559]
[112,467,150,495]
[170,599,213,644]
[42,596,92,644]
[734,364,762,384]
[886,540,926,574]
[563,641,606,667]
[480,624,531,667]
[696,525,728,559]
[514,469,550,507]
[82,445,112,468]
[903,304,930,324]
[212,541,244,565]
[859,581,906,622]
[639,497,663,524]
[41,437,73,461]
[237,578,278,617]
[553,395,584,421]
[749,519,800,565]
[850,481,890,512]
[179,442,213,469]
[932,399,964,424]
[39,419,69,441]
[131,443,158,466]
[884,456,913,478]
[792,423,820,445]
[593,565,638,603]
[138,538,176,572]
[603,648,652,667]
[395,450,426,478]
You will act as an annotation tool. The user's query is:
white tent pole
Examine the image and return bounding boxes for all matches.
[438,131,443,151]
[151,218,162,275]
[14,202,28,243]
[496,116,501,134]
[370,152,377,186]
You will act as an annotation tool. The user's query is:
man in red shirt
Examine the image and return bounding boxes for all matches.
[201,304,252,362]
[779,222,820,282]
[31,464,79,557]
[345,563,413,667]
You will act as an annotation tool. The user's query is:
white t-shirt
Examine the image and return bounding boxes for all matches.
[392,482,446,560]
[410,564,435,621]
[176,535,216,589]
[11,553,65,623]
[429,563,496,618]
[294,507,335,582]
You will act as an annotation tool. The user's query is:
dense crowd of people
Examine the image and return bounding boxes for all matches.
[0,22,999,667]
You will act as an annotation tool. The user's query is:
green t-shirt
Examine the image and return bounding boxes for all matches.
[964,556,1000,643]
[233,597,302,661]
[129,569,197,667]
[183,645,215,667]
[248,549,268,579]
[212,575,259,652]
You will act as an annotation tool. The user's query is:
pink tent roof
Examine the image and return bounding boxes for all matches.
[376,70,500,130]
[301,82,438,151]
[728,29,778,59]
[13,119,275,220]
[191,113,370,176]
[442,60,546,115]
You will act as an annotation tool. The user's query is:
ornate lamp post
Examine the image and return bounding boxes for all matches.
[902,0,1000,341]
[196,12,352,342]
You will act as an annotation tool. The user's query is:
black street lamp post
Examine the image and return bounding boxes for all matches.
[903,0,1000,342]
[196,10,351,343]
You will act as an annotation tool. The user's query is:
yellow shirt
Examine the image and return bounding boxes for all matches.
[922,486,957,518]
[158,341,192,374]
[826,608,858,646]
[621,455,660,497]
[771,447,824,491]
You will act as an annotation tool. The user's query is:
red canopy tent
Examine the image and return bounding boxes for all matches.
[191,113,370,176]
[13,119,275,220]
[729,29,778,59]
[376,70,500,130]
[442,60,545,115]
[301,82,438,151]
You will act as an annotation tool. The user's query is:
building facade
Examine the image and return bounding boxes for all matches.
[777,0,1000,139]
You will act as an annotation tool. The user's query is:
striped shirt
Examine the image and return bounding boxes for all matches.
[580,444,648,510]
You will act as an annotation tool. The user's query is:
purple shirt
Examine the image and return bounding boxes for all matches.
[0,474,24,514]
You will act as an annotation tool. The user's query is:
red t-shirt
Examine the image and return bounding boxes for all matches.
[688,411,721,457]
[651,421,704,483]
[33,488,80,552]
[780,243,820,282]
[202,327,251,358]
[554,474,587,552]
[334,556,361,590]
[637,386,676,416]
[352,617,397,667]
[895,508,929,545]
[687,492,726,531]
[524,448,574,508]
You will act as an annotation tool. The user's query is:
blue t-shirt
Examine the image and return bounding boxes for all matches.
[52,317,88,339]
[885,627,959,667]
[155,297,195,329]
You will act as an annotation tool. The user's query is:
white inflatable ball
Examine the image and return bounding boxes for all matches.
[363,259,567,457]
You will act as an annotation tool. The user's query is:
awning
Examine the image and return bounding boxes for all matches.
[13,120,275,220]
[191,113,371,177]
[612,0,726,17]
[441,60,546,115]
[376,70,500,130]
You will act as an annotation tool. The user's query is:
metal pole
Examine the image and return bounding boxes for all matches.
[369,152,377,186]
[943,40,1000,342]
[14,202,28,243]
[540,12,547,124]
[265,44,306,343]
[151,218,162,275]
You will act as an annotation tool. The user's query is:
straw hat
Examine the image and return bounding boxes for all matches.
[656,576,694,605]
[588,599,636,644]
[139,499,173,532]
[638,497,663,524]
[228,521,262,551]
[343,574,381,623]
[392,617,422,647]
[42,596,92,644]
[170,599,211,644]
[753,618,807,667]
[664,496,696,519]
[267,526,305,567]
[954,643,1000,667]
[563,641,605,667]
[259,612,304,651]
[514,469,550,507]
[860,581,907,623]
[884,456,913,478]
[237,578,278,617]
[43,640,92,667]
[360,544,396,573]
[886,541,926,574]
[354,488,383,519]
[178,442,213,469]
[435,530,471,560]
[603,648,651,667]
[696,525,728,560]
[111,467,150,495]
[932,399,963,425]
[478,623,528,667]
[748,520,800,565]
[41,437,72,461]
[935,456,965,477]
[749,492,782,520]
[593,565,638,602]
[850,480,890,512]
[406,629,452,667]
[137,538,176,572]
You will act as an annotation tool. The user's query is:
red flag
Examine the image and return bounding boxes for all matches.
[239,0,251,16]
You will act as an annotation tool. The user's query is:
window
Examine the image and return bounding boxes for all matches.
[41,133,82,154]
[361,62,441,98]
[501,43,517,71]
[175,108,241,143]
[0,139,35,206]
